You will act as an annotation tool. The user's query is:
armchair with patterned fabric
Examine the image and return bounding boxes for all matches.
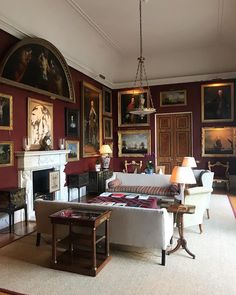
[208,161,229,192]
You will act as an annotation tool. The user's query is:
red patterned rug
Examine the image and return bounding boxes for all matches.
[228,196,236,218]
[0,288,25,295]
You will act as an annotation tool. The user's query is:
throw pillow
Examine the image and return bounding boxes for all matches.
[108,178,122,189]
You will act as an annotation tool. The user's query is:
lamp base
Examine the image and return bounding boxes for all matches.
[101,156,110,170]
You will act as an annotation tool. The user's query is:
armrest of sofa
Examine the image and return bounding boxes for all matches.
[185,186,213,196]
[105,173,117,190]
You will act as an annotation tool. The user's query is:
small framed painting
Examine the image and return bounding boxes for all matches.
[201,82,234,122]
[160,90,187,107]
[65,108,79,137]
[49,170,60,193]
[0,93,13,130]
[0,141,13,167]
[118,129,151,157]
[65,140,80,162]
[202,127,235,157]
[103,117,113,140]
[103,87,112,116]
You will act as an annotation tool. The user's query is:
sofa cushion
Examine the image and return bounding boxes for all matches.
[108,178,122,189]
[108,184,179,197]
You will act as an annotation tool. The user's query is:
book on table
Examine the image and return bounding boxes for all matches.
[125,194,139,199]
[138,195,150,200]
[113,203,127,206]
[111,193,126,198]
[99,192,112,197]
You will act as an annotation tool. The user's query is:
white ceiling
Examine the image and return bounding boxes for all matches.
[0,0,236,89]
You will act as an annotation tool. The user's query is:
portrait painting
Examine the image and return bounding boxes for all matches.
[0,93,13,130]
[118,130,151,157]
[103,117,113,140]
[202,127,235,157]
[0,141,13,167]
[82,81,102,158]
[103,87,112,116]
[160,90,187,107]
[0,37,75,103]
[65,140,80,162]
[118,90,150,127]
[65,108,79,137]
[201,83,234,122]
[28,97,53,150]
[49,170,60,193]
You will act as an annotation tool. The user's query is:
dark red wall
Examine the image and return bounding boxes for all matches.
[112,81,236,173]
[0,28,236,190]
[0,29,109,188]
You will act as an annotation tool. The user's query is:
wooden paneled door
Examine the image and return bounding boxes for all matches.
[155,112,193,174]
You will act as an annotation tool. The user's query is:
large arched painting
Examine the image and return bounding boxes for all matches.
[0,37,75,103]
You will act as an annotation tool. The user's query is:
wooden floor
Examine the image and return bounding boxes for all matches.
[0,189,233,249]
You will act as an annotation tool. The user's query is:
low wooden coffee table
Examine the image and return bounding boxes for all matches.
[50,208,112,276]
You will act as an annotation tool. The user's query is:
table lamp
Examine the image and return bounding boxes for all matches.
[170,166,196,203]
[99,144,112,170]
[182,156,197,168]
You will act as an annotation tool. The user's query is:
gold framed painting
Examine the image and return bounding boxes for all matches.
[0,93,13,130]
[118,129,151,157]
[201,82,234,122]
[0,37,75,103]
[118,89,150,127]
[202,127,236,157]
[28,97,53,150]
[103,117,113,140]
[0,141,13,167]
[160,90,187,107]
[82,81,102,158]
[65,140,80,162]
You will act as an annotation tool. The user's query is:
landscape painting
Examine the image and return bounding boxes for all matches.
[202,127,235,157]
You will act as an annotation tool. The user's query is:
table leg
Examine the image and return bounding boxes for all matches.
[92,227,97,271]
[167,213,195,259]
[52,223,57,264]
[105,219,110,257]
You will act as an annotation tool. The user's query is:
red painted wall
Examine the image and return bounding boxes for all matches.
[0,28,236,190]
[0,29,109,188]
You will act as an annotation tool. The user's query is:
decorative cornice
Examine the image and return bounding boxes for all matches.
[65,0,122,53]
[112,71,236,89]
[0,14,31,39]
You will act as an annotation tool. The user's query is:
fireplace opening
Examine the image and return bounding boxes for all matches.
[33,168,54,201]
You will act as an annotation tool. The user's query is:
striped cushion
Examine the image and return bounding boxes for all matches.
[107,184,179,196]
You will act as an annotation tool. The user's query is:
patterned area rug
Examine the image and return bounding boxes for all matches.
[228,196,236,218]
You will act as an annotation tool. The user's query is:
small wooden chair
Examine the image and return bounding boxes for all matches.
[208,161,230,192]
[123,160,143,173]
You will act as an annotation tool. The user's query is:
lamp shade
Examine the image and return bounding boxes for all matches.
[170,166,196,185]
[182,157,197,168]
[99,145,112,155]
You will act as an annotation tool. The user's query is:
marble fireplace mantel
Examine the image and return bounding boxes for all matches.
[15,150,70,220]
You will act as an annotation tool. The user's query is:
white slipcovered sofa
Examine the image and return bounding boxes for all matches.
[34,199,174,266]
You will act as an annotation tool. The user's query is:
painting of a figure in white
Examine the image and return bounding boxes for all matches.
[28,98,53,149]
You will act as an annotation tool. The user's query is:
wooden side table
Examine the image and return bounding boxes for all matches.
[0,187,27,233]
[49,208,112,276]
[67,172,89,201]
[167,204,196,259]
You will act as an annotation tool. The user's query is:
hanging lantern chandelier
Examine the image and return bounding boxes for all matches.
[129,0,156,119]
